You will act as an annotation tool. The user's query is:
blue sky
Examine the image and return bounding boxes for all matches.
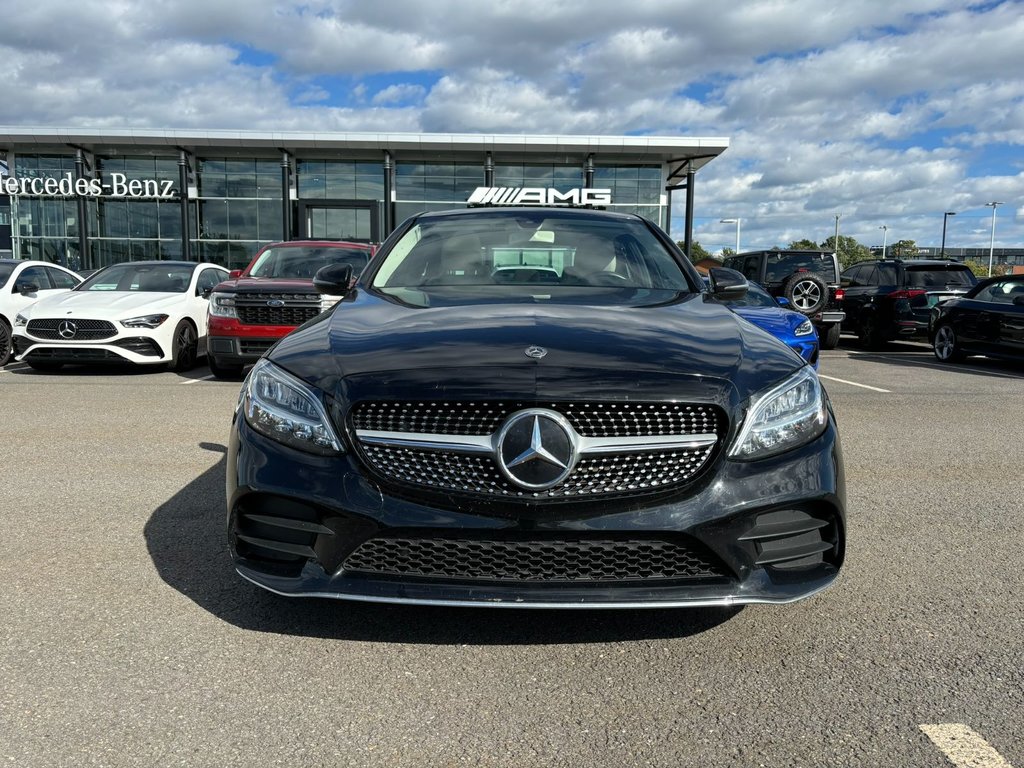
[0,0,1021,254]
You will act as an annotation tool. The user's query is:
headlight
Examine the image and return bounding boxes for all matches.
[794,319,815,337]
[121,313,169,329]
[729,367,827,460]
[14,313,28,327]
[209,292,238,318]
[241,359,343,455]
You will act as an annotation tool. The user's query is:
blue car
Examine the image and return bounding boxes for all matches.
[724,282,820,369]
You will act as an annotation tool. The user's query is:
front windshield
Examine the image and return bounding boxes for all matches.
[0,262,15,289]
[723,283,779,309]
[78,263,195,293]
[371,211,692,307]
[247,246,371,279]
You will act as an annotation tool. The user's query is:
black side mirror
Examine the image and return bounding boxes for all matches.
[313,263,354,295]
[707,267,748,300]
[200,286,214,299]
[18,282,40,295]
[1013,295,1024,307]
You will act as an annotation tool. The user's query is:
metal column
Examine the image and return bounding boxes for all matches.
[584,154,594,188]
[683,164,695,258]
[73,150,89,269]
[485,152,494,186]
[382,150,393,238]
[280,152,291,241]
[177,151,192,261]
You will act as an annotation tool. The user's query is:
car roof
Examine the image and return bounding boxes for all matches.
[100,260,200,267]
[260,240,373,249]
[855,258,969,266]
[414,206,645,224]
[0,258,77,267]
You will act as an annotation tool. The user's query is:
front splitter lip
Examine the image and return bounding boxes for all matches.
[235,565,840,610]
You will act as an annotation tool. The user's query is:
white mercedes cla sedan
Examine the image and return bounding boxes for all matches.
[12,260,229,371]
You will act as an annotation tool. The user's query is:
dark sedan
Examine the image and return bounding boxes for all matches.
[930,274,1024,362]
[227,206,845,608]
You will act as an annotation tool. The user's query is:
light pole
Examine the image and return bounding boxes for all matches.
[720,218,740,255]
[879,225,888,258]
[985,202,1003,276]
[940,211,956,258]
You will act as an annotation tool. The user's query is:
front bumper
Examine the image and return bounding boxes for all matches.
[13,332,168,365]
[227,414,846,608]
[208,335,281,365]
[813,310,845,325]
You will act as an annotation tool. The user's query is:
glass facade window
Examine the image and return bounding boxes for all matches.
[494,163,582,189]
[297,160,384,199]
[4,146,673,267]
[594,165,665,226]
[195,157,284,269]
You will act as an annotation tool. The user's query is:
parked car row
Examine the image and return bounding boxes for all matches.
[2,241,374,374]
[720,251,1022,364]
[3,246,1021,378]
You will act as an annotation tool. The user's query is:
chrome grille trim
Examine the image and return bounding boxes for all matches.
[352,401,725,501]
[354,429,718,455]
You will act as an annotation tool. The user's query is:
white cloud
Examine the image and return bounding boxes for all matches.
[0,0,1020,251]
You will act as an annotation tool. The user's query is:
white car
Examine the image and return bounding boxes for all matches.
[12,260,230,371]
[0,259,83,365]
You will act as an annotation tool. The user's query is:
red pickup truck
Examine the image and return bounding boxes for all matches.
[206,240,374,379]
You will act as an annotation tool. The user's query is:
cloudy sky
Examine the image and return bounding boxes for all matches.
[2,0,1021,254]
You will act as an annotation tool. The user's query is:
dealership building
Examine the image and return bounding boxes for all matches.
[0,128,728,271]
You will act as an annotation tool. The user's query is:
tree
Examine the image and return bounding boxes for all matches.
[788,239,819,251]
[821,235,872,270]
[678,240,713,263]
[889,239,919,259]
[720,247,736,259]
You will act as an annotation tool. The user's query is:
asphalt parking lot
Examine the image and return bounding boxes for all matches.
[2,341,1022,768]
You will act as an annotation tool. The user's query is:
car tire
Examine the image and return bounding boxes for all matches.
[782,273,828,314]
[858,314,886,350]
[933,323,964,362]
[26,360,64,372]
[170,320,199,372]
[821,322,841,350]
[208,355,245,380]
[0,320,11,367]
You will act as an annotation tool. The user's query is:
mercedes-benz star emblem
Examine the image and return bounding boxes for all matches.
[57,320,78,339]
[496,409,578,491]
[524,345,547,359]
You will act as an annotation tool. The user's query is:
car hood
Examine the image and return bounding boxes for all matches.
[22,290,187,319]
[270,290,807,407]
[213,277,318,295]
[731,306,808,339]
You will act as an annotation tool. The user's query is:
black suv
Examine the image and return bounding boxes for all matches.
[723,250,845,348]
[839,259,977,348]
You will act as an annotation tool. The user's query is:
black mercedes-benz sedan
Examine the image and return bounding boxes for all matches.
[227,206,845,608]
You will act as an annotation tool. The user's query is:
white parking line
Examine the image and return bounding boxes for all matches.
[0,363,28,374]
[818,374,891,393]
[920,724,1015,768]
[180,374,217,385]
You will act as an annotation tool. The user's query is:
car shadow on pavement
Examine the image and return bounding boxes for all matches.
[143,442,742,644]
[846,349,1024,379]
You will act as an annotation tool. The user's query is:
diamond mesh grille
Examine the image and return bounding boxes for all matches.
[352,401,721,437]
[26,318,117,340]
[358,443,715,499]
[343,536,727,582]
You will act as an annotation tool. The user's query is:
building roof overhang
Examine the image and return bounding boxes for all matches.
[0,127,728,174]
